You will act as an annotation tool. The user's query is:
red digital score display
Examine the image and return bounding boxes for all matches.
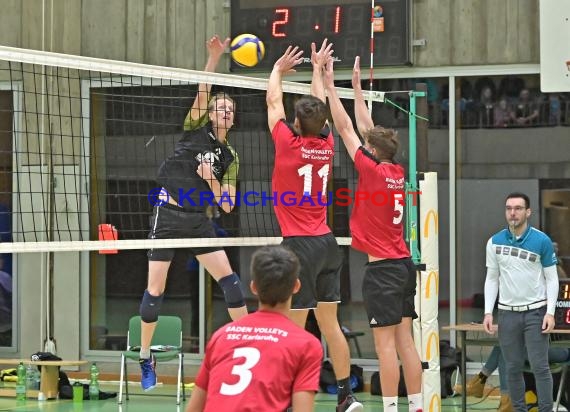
[555,280,570,329]
[271,7,341,38]
[230,1,410,71]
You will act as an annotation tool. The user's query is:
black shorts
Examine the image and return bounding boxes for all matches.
[147,204,223,261]
[282,233,342,309]
[362,257,418,327]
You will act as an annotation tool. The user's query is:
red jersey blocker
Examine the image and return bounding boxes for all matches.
[351,147,409,258]
[271,119,333,237]
[271,119,342,308]
[194,311,323,411]
[352,147,417,327]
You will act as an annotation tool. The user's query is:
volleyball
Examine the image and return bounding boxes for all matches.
[230,34,265,67]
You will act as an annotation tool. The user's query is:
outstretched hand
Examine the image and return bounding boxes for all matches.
[207,35,230,61]
[311,38,334,69]
[323,56,335,88]
[273,46,304,75]
[352,56,362,90]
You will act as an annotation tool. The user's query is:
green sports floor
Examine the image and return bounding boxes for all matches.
[0,383,505,411]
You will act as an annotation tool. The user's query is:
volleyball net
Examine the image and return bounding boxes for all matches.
[0,45,416,254]
[0,46,439,376]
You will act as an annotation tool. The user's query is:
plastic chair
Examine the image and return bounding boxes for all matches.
[118,315,185,405]
[522,360,570,412]
[552,362,570,412]
[341,326,365,358]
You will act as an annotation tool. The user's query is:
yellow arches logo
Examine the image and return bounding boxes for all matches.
[425,331,439,361]
[425,271,439,298]
[423,209,438,238]
[429,393,441,412]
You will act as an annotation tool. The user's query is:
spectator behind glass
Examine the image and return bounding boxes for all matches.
[498,77,525,101]
[553,242,567,278]
[494,97,512,128]
[511,88,539,126]
[415,78,440,126]
[478,86,495,128]
[547,94,561,126]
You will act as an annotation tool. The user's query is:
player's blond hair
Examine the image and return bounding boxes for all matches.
[207,92,235,113]
[364,126,399,161]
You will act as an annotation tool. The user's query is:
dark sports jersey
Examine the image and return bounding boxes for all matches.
[195,310,323,411]
[156,118,238,212]
[271,120,333,236]
[350,147,410,259]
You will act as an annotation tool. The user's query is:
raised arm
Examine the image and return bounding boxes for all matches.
[310,39,333,103]
[186,35,230,124]
[323,58,361,161]
[266,46,304,132]
[351,56,374,135]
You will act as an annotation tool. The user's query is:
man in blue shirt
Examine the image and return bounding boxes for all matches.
[483,192,559,412]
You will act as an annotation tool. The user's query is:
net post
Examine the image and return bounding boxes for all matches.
[406,90,425,265]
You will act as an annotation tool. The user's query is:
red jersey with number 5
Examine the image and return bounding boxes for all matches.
[350,147,410,259]
[195,310,323,411]
[271,120,333,236]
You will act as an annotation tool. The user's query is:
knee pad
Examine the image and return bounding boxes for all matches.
[139,290,164,323]
[218,273,245,308]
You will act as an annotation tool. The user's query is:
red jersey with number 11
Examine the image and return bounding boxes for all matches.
[271,120,334,236]
[350,147,410,259]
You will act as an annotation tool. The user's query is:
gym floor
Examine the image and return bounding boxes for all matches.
[0,306,509,411]
[0,382,504,411]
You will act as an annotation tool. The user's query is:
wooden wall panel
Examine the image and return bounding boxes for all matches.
[143,0,168,66]
[414,0,539,66]
[81,0,127,60]
[50,0,81,55]
[414,0,453,66]
[450,1,489,65]
[194,0,208,70]
[170,0,196,69]
[126,0,145,63]
[21,0,43,51]
[516,0,539,63]
[0,0,21,47]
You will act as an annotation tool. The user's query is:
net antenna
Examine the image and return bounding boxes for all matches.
[369,0,375,115]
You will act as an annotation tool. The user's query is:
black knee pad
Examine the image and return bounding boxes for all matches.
[218,273,245,308]
[139,290,164,323]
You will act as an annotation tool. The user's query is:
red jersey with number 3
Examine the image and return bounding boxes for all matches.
[271,120,333,236]
[195,310,323,411]
[350,147,410,259]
